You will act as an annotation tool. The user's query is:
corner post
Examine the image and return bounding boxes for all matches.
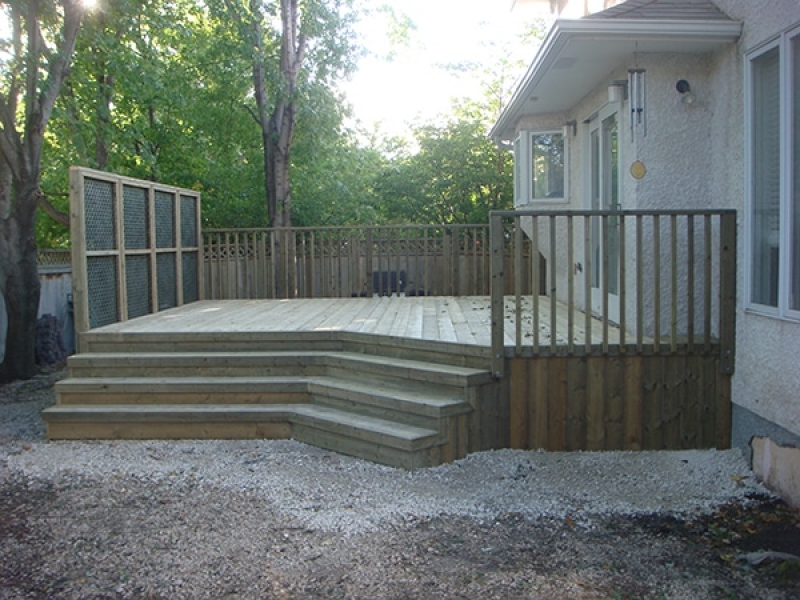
[490,213,506,378]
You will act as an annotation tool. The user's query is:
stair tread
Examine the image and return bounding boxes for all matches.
[56,376,469,410]
[292,405,438,440]
[68,350,491,380]
[43,403,438,441]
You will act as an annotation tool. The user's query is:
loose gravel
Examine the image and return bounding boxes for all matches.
[1,369,797,599]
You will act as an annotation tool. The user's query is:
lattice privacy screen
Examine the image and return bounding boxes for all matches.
[70,167,202,341]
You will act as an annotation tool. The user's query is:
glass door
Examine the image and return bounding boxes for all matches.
[588,107,621,322]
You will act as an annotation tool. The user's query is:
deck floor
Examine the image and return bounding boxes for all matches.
[93,296,626,349]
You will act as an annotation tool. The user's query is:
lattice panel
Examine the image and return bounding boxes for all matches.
[87,256,118,328]
[126,255,152,319]
[72,168,202,338]
[84,178,116,251]
[123,185,149,249]
[155,191,175,248]
[181,195,198,246]
[157,253,177,309]
[182,252,199,303]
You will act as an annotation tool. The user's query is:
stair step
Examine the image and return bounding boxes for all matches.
[55,376,470,415]
[292,405,439,450]
[326,352,492,387]
[42,404,296,441]
[43,403,441,468]
[43,403,298,422]
[66,351,492,387]
[55,377,311,405]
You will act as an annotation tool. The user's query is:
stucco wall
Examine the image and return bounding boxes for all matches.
[510,0,800,439]
[710,0,800,439]
[517,54,723,339]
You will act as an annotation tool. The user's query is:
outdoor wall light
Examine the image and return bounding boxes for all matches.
[676,79,696,105]
[608,81,627,103]
[563,120,577,137]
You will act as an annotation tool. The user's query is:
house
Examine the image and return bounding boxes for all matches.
[493,0,800,505]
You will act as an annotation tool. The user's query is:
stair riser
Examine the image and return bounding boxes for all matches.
[68,364,324,379]
[67,356,486,388]
[292,424,438,470]
[310,393,441,433]
[81,334,491,370]
[324,365,473,390]
[46,421,292,440]
[311,384,471,429]
[56,390,309,406]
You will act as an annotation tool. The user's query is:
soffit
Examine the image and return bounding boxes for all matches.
[490,17,742,141]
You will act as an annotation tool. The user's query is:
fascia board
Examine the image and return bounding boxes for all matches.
[490,17,742,142]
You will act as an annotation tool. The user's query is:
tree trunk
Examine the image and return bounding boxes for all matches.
[0,183,42,383]
[0,0,85,382]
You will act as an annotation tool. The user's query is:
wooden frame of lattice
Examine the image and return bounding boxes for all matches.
[70,167,202,349]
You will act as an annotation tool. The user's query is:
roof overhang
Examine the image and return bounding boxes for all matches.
[490,17,742,142]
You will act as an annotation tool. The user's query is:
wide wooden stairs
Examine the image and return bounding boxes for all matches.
[43,333,496,469]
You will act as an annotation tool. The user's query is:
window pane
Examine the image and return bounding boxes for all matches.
[793,36,800,310]
[531,133,564,199]
[514,135,522,204]
[751,47,781,307]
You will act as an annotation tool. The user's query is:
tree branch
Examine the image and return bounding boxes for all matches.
[37,190,70,228]
[36,0,86,130]
[242,103,261,125]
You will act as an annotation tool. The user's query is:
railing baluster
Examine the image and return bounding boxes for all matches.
[567,215,574,354]
[550,215,557,354]
[618,215,626,349]
[653,215,661,353]
[584,215,592,353]
[671,214,678,353]
[515,220,523,355]
[687,216,695,352]
[531,215,540,354]
[636,215,643,352]
[602,214,609,353]
[704,215,712,352]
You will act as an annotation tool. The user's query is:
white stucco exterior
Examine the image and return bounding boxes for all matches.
[495,0,800,445]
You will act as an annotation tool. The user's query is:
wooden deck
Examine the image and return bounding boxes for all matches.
[46,295,731,465]
[87,295,626,351]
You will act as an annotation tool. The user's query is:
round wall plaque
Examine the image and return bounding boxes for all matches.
[630,160,647,180]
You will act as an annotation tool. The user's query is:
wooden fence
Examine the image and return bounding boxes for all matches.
[490,209,737,451]
[204,224,541,299]
[69,167,203,343]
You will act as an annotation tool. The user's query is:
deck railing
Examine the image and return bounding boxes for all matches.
[203,224,537,300]
[490,209,736,378]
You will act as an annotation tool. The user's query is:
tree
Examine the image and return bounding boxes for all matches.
[0,0,87,382]
[220,0,357,229]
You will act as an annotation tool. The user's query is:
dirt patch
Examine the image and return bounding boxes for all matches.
[1,469,798,598]
[1,370,799,599]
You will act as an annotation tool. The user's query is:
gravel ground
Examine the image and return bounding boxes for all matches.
[1,369,799,599]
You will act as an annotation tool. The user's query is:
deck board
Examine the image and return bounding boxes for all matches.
[91,296,631,349]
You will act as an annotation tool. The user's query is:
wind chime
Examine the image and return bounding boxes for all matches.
[628,68,647,140]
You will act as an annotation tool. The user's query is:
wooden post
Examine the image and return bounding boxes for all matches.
[719,211,737,375]
[490,214,506,379]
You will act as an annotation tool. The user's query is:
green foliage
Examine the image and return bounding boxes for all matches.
[373,113,512,225]
[33,0,521,246]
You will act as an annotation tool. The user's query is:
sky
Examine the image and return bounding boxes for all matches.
[341,0,551,138]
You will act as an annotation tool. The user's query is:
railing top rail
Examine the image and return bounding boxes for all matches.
[203,223,491,234]
[490,209,736,218]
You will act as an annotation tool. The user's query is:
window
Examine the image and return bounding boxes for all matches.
[531,133,565,199]
[513,131,567,205]
[746,26,800,319]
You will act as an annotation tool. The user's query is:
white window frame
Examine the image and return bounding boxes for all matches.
[513,130,569,206]
[745,24,800,321]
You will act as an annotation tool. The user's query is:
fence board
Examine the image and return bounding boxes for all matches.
[507,352,730,452]
[204,224,524,302]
